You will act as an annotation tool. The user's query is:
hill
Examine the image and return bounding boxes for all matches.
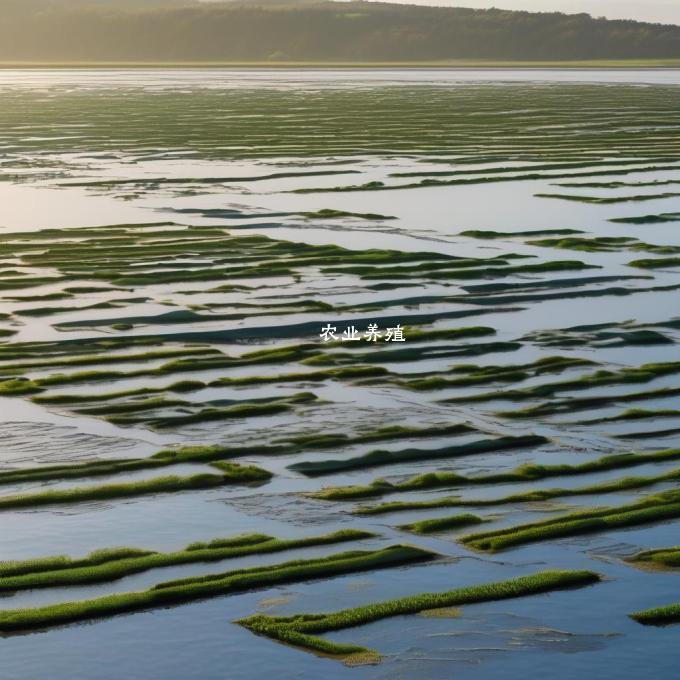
[1,0,680,63]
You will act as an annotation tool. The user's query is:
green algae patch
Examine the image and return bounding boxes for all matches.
[301,341,521,369]
[210,365,390,387]
[0,467,272,511]
[535,191,680,204]
[626,546,680,572]
[0,529,374,592]
[0,221,472,299]
[0,423,482,490]
[106,392,320,429]
[0,458,171,486]
[0,378,43,396]
[628,256,680,269]
[314,448,680,502]
[33,381,206,405]
[352,259,598,282]
[523,321,674,349]
[208,461,273,482]
[498,386,680,419]
[631,604,680,626]
[575,408,680,425]
[114,402,291,428]
[0,347,220,375]
[278,422,476,449]
[611,212,680,225]
[75,397,195,417]
[236,570,600,662]
[64,170,359,188]
[3,292,74,302]
[556,180,680,189]
[461,489,680,552]
[299,209,395,221]
[460,229,583,239]
[295,163,680,194]
[446,361,680,406]
[0,545,437,633]
[0,548,156,579]
[369,468,680,514]
[403,356,595,392]
[289,434,546,477]
[618,427,680,441]
[399,513,485,534]
[526,236,636,253]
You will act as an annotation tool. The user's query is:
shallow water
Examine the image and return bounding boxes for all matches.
[0,69,679,679]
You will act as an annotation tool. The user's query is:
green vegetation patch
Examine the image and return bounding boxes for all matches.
[445,361,680,405]
[610,212,680,225]
[0,529,373,591]
[535,191,680,204]
[498,386,680,419]
[362,467,680,515]
[104,392,319,429]
[316,448,680,502]
[626,546,680,571]
[289,434,546,476]
[0,467,271,512]
[0,347,221,375]
[631,603,680,626]
[399,513,485,534]
[629,257,680,269]
[298,209,395,221]
[0,545,437,632]
[460,229,583,239]
[402,356,595,392]
[236,570,600,662]
[522,321,675,349]
[0,423,476,488]
[461,489,680,552]
[575,408,680,425]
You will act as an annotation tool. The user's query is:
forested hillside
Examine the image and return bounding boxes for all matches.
[1,0,679,62]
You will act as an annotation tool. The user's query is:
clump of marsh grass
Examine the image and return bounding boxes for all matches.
[0,529,374,591]
[299,208,396,221]
[289,435,546,476]
[626,546,680,571]
[574,408,680,425]
[0,545,436,632]
[109,392,319,429]
[313,448,680,502]
[399,513,484,534]
[0,467,272,511]
[611,212,680,225]
[236,570,600,662]
[445,361,680,406]
[461,489,680,552]
[0,422,478,489]
[357,467,680,515]
[460,229,583,239]
[0,378,43,396]
[498,386,680,419]
[0,548,155,579]
[630,603,680,625]
[629,256,680,269]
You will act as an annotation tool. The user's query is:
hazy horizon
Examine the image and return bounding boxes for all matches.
[358,0,680,25]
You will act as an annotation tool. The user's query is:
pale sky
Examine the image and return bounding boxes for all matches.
[367,1,680,25]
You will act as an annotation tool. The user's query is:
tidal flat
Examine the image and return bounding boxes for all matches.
[0,69,679,680]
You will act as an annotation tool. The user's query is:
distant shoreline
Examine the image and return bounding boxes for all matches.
[2,60,680,69]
